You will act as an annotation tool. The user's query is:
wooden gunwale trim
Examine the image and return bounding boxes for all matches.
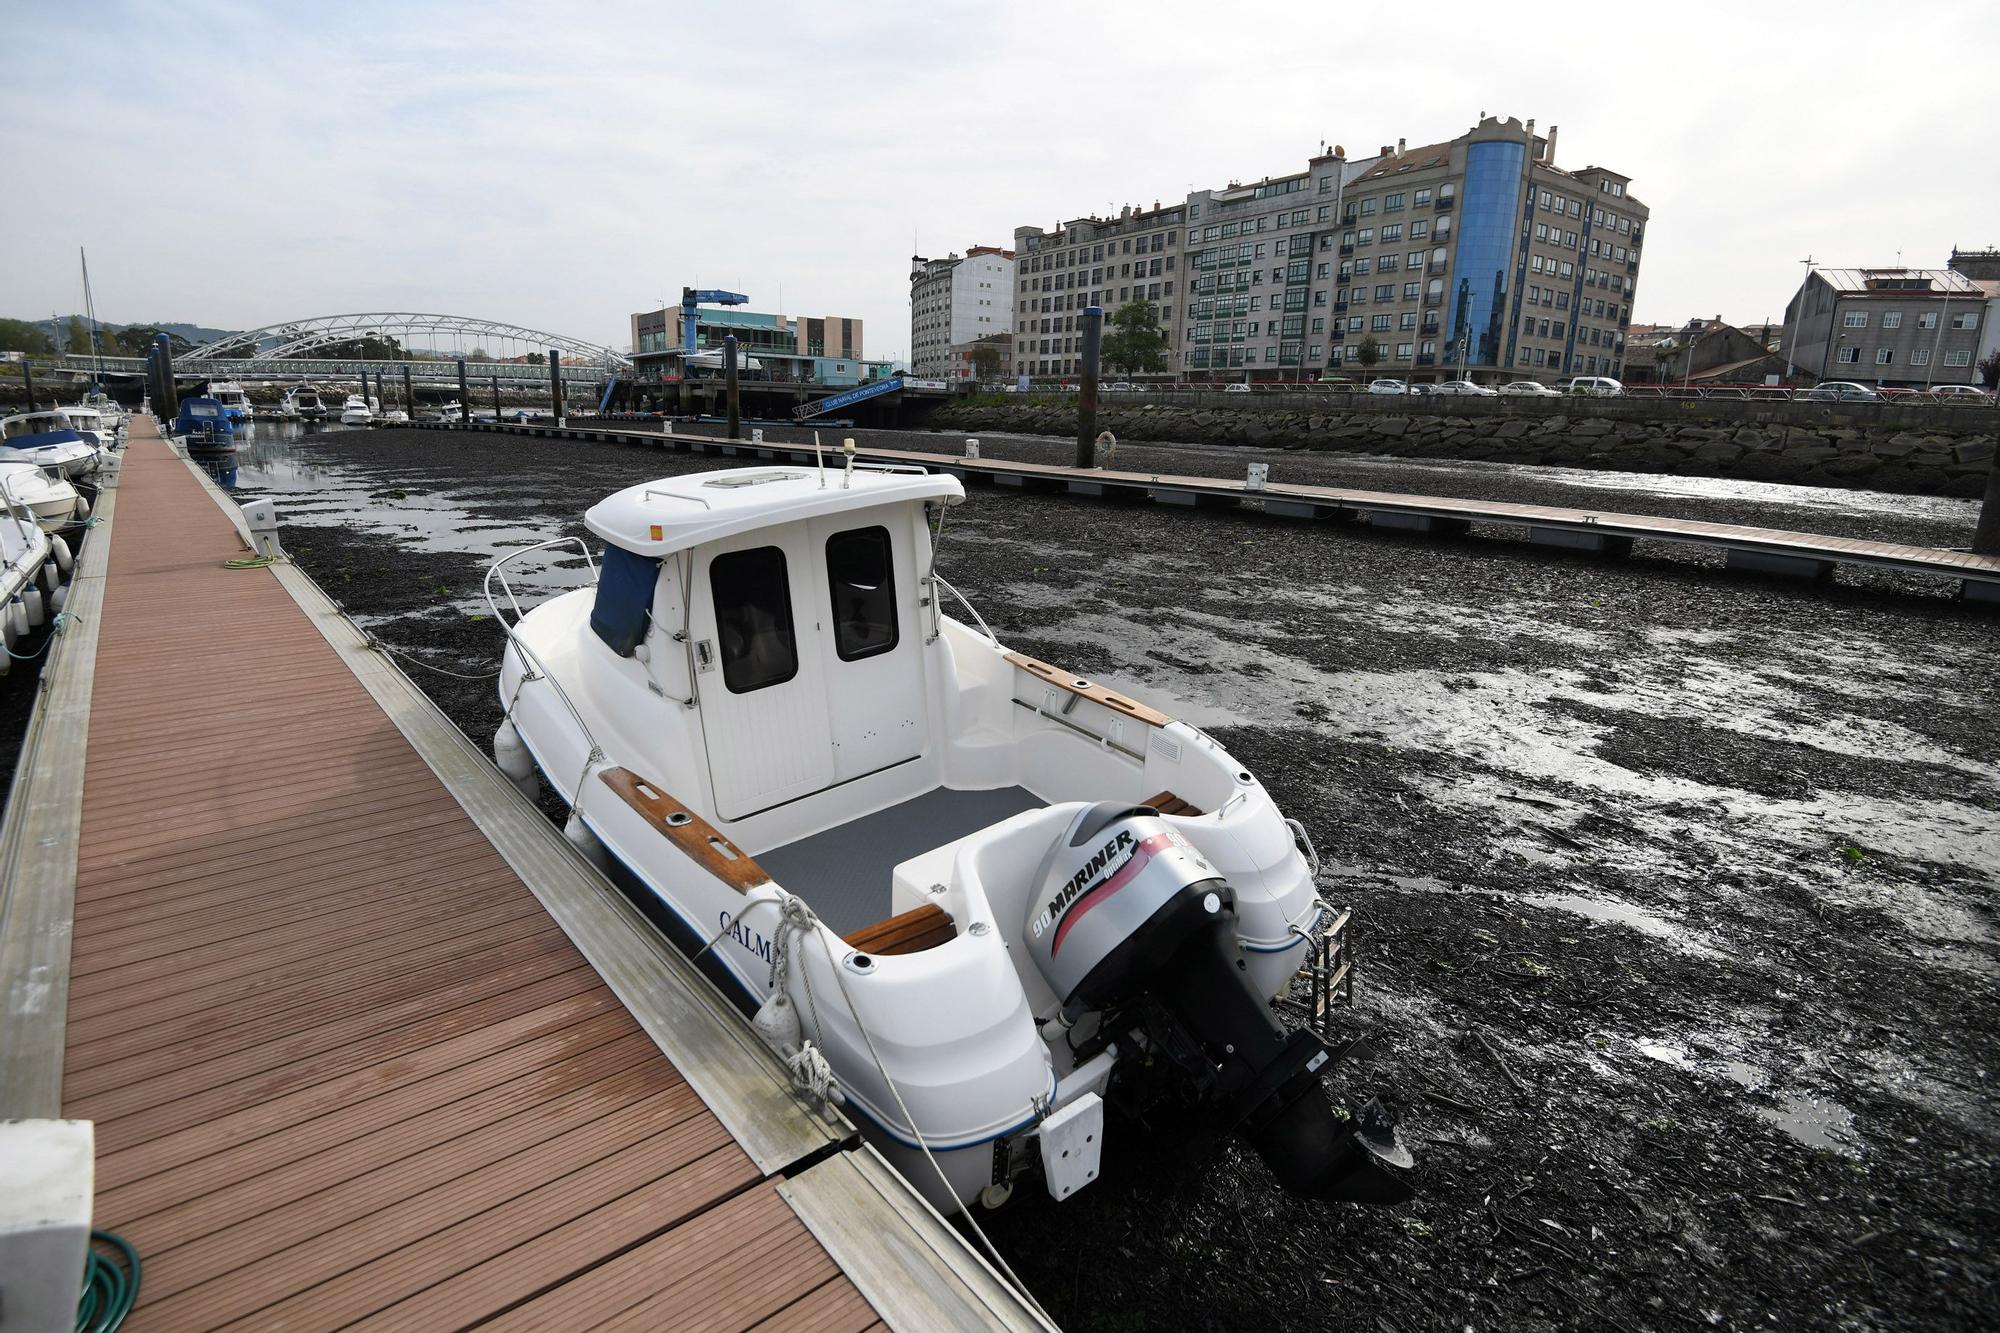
[1004,650,1173,728]
[600,766,774,893]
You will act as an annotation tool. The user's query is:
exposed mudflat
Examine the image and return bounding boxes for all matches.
[235,425,1998,1332]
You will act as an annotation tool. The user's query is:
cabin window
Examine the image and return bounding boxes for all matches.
[825,526,898,661]
[710,546,798,693]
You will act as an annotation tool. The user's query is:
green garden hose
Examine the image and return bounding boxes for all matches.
[76,1230,140,1332]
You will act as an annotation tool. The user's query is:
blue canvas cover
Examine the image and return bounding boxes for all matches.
[590,543,661,657]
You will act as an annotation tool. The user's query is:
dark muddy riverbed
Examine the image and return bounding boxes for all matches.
[237,426,1998,1332]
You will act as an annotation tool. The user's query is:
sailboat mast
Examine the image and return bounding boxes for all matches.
[80,246,105,389]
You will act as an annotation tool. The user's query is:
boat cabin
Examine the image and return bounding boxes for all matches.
[2,412,85,448]
[581,464,956,829]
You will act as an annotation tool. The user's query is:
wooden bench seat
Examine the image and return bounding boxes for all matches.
[1144,789,1204,817]
[842,903,957,957]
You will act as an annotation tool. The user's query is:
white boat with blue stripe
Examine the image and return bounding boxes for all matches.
[2,410,100,479]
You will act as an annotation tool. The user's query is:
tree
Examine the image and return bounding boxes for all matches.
[64,316,91,354]
[1101,300,1169,374]
[112,326,192,357]
[970,339,1003,381]
[1979,349,1999,391]
[0,318,55,355]
[1355,335,1382,369]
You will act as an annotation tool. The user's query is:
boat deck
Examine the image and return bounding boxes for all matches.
[758,786,1043,936]
[0,419,1045,1331]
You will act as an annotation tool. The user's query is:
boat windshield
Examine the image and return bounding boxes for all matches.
[5,414,68,438]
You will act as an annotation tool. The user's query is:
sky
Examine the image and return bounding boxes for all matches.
[6,0,1996,361]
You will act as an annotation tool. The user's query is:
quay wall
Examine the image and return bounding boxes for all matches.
[931,398,2000,497]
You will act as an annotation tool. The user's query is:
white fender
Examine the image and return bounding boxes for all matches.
[5,597,24,644]
[40,561,60,596]
[563,809,607,870]
[493,719,538,799]
[50,585,68,615]
[751,992,803,1059]
[75,493,91,519]
[24,584,45,628]
[52,535,73,575]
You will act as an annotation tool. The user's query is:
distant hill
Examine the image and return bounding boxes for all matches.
[29,315,239,350]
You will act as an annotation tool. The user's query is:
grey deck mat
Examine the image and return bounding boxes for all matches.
[756,786,1043,936]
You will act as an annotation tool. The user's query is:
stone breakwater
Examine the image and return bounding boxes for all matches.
[931,400,1999,497]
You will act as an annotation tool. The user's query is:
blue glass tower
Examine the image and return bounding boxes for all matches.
[1448,140,1526,370]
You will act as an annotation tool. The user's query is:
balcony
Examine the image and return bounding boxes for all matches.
[1415,353,1436,366]
[1626,258,1638,272]
[1342,212,1357,226]
[1420,322,1440,337]
[1429,259,1447,274]
[1333,301,1349,313]
[1330,328,1346,342]
[1424,292,1443,307]
[1338,244,1354,256]
[1434,196,1455,212]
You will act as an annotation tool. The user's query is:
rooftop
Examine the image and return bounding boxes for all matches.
[1813,267,1984,297]
[586,464,963,557]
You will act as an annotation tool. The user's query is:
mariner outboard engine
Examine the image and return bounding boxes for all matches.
[1026,802,1412,1204]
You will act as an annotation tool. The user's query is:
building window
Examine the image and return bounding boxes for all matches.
[1837,346,1860,364]
[1415,188,1432,206]
[1911,348,1931,366]
[1842,311,1869,328]
[1945,349,1972,366]
[1875,348,1893,365]
[710,546,798,694]
[1881,311,1903,330]
[1952,311,1980,329]
[1396,342,1412,359]
[1371,314,1391,331]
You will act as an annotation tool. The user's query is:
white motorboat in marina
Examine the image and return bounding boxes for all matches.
[489,457,1411,1215]
[2,411,100,479]
[210,381,255,424]
[0,459,82,531]
[78,391,127,437]
[379,407,410,425]
[338,394,374,426]
[57,405,119,464]
[0,466,70,675]
[283,385,326,422]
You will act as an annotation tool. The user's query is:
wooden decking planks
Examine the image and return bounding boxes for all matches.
[56,423,884,1331]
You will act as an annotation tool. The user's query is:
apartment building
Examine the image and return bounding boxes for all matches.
[998,115,1644,383]
[908,246,1014,377]
[1181,148,1375,377]
[1783,266,1986,387]
[1011,202,1187,379]
[1330,116,1647,383]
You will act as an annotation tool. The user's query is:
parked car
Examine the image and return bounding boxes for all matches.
[1367,378,1410,395]
[1223,382,1253,394]
[1105,381,1135,392]
[1558,376,1625,397]
[1432,380,1498,397]
[1499,380,1562,397]
[1928,384,1992,401]
[1796,381,1880,403]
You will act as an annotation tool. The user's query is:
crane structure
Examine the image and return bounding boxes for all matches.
[681,287,750,356]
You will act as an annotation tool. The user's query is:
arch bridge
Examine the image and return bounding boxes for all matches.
[55,312,630,385]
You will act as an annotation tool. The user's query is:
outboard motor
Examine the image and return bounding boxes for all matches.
[1025,802,1412,1205]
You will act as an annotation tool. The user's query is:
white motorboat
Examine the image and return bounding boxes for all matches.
[0,459,82,531]
[57,405,118,463]
[338,394,374,426]
[2,411,100,479]
[283,385,326,422]
[426,401,464,424]
[379,408,410,425]
[0,466,68,675]
[79,391,127,437]
[489,459,1410,1215]
[210,381,255,424]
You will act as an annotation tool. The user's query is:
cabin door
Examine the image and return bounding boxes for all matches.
[807,516,929,783]
[691,530,838,821]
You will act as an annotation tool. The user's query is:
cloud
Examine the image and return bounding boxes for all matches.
[4,0,1993,360]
